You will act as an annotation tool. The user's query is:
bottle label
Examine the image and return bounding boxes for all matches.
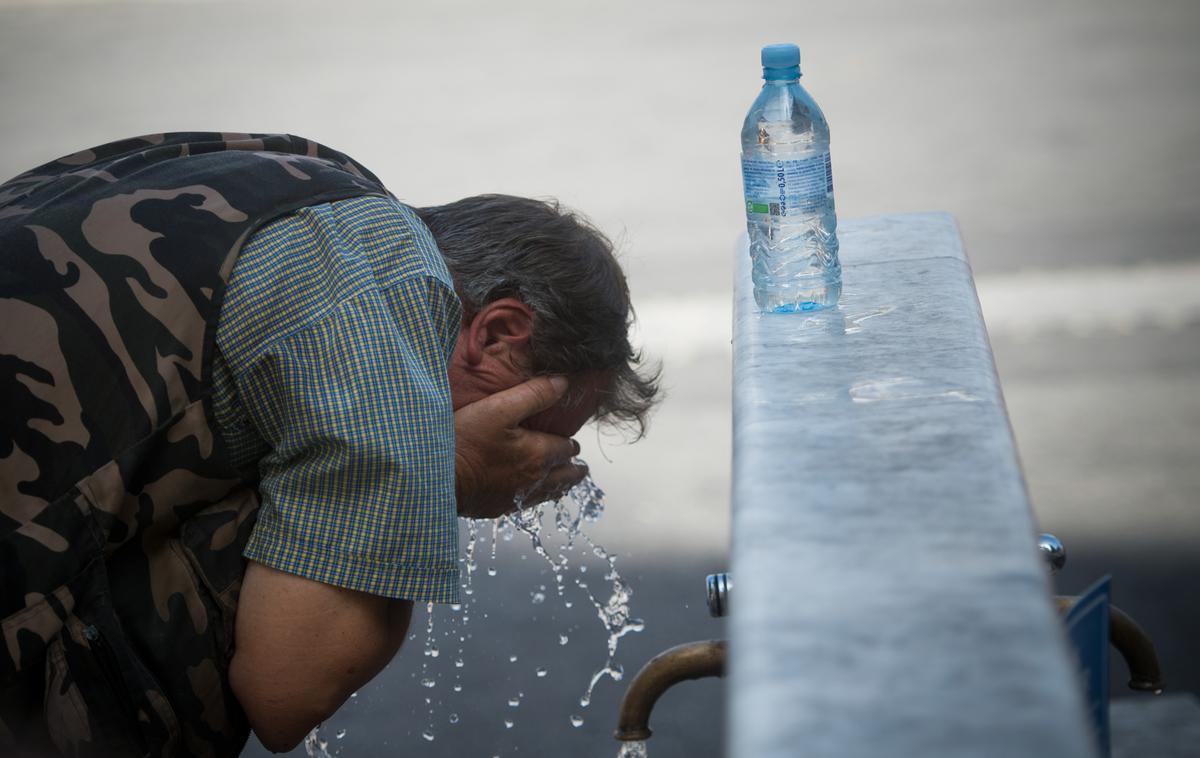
[741,153,833,217]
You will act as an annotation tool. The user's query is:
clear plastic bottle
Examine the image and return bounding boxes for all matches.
[740,43,841,312]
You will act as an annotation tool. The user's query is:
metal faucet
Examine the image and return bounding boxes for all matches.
[1039,533,1165,694]
[1053,596,1164,694]
[614,639,727,742]
[613,574,730,743]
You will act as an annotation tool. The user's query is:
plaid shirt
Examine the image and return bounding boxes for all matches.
[211,195,462,603]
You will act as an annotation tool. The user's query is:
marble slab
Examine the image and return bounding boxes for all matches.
[728,213,1096,757]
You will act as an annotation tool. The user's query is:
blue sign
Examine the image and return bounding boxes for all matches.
[1064,576,1111,757]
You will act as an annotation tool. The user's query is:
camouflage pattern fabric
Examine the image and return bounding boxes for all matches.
[0,133,386,756]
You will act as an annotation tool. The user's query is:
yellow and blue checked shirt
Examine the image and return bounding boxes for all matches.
[211,195,462,603]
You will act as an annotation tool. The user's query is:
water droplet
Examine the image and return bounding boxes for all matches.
[421,678,436,689]
[564,600,573,608]
[453,684,463,692]
[508,696,521,707]
[503,719,514,729]
[487,567,498,577]
[509,654,518,663]
[421,730,435,742]
[449,603,462,612]
[335,729,347,740]
[350,692,358,699]
[429,646,440,658]
[531,592,545,604]
[579,565,587,573]
[580,694,590,708]
[454,658,464,668]
[559,634,569,646]
[570,715,584,728]
[448,713,460,725]
[535,667,548,678]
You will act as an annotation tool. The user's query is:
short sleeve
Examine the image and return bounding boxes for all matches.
[218,196,462,603]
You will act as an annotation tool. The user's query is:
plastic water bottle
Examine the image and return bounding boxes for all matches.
[740,43,841,312]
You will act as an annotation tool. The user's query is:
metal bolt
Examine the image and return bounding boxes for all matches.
[1038,533,1066,574]
[706,573,731,617]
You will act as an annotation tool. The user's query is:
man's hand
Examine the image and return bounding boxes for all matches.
[455,375,588,518]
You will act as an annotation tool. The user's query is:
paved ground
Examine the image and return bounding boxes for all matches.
[2,0,1198,756]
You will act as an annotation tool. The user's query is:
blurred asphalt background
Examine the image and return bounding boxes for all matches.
[2,1,1197,756]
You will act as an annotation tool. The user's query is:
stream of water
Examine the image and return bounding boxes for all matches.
[304,472,643,755]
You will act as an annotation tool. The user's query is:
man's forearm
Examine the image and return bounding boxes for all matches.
[230,562,414,752]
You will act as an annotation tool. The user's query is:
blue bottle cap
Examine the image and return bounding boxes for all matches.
[761,43,801,80]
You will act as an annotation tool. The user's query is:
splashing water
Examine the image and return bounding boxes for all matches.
[574,534,644,708]
[303,727,334,758]
[617,740,648,758]
[503,474,644,710]
[419,603,437,739]
[304,478,630,753]
[464,519,479,594]
[445,521,478,705]
[429,473,642,744]
[489,519,500,572]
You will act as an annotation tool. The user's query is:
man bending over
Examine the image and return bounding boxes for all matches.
[0,132,658,757]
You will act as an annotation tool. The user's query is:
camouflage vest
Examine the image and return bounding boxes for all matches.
[0,133,386,757]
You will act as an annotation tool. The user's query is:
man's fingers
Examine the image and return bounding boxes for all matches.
[523,429,578,469]
[523,461,589,506]
[480,375,569,425]
[544,461,590,496]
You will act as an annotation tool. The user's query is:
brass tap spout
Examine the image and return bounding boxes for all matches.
[1055,597,1164,694]
[614,640,727,742]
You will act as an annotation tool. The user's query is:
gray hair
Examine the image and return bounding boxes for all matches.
[414,194,660,438]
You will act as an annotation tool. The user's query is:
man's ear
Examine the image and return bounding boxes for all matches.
[462,298,534,364]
